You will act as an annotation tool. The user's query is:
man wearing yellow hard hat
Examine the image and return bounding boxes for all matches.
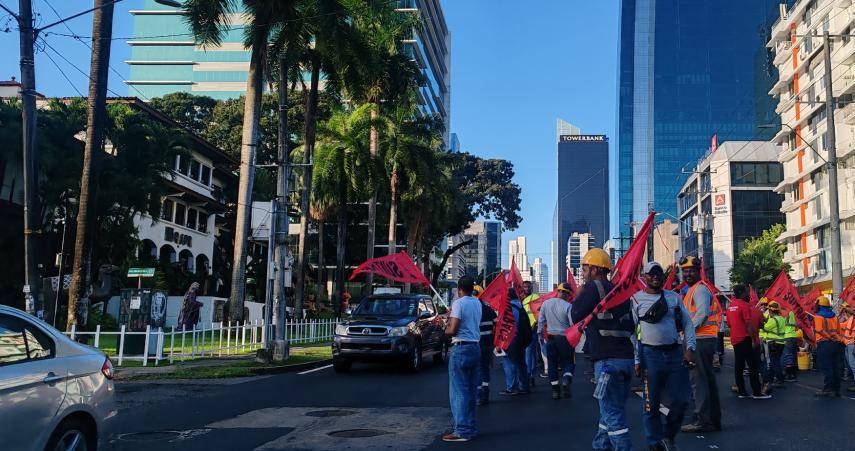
[814,295,845,397]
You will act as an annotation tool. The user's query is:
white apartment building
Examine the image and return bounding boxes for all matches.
[677,142,785,291]
[508,236,531,281]
[532,257,549,293]
[566,232,594,287]
[768,0,855,289]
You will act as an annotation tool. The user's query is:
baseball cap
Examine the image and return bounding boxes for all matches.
[642,261,664,274]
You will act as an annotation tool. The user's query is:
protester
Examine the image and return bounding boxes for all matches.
[678,256,722,433]
[632,261,696,451]
[726,285,767,399]
[814,295,845,398]
[754,297,773,394]
[443,276,483,442]
[839,303,855,392]
[763,302,787,387]
[474,285,498,405]
[538,283,576,399]
[522,280,543,385]
[500,287,531,395]
[782,305,800,382]
[570,249,635,451]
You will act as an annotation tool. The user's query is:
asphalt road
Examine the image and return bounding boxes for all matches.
[110,352,855,451]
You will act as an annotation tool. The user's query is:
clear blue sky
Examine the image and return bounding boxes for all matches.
[0,0,620,272]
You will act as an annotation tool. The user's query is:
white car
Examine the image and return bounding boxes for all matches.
[0,305,117,451]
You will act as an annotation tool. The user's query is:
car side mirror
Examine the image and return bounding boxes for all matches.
[419,311,433,319]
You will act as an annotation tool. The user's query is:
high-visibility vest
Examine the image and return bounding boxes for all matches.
[783,311,799,339]
[840,315,855,345]
[683,282,721,337]
[814,315,842,343]
[763,315,786,343]
[522,294,540,327]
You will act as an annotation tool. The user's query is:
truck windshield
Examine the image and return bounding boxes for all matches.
[353,299,419,317]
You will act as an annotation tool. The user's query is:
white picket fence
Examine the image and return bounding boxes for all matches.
[64,318,340,366]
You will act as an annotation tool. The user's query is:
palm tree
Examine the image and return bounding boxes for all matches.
[382,104,442,258]
[185,0,299,321]
[312,105,376,315]
[309,197,334,308]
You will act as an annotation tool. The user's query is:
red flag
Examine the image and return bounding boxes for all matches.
[529,291,554,320]
[480,271,509,311]
[840,276,855,310]
[494,298,517,350]
[748,285,760,308]
[798,287,822,314]
[349,251,430,286]
[766,270,815,343]
[509,258,526,301]
[566,267,578,297]
[566,212,655,347]
[663,263,677,291]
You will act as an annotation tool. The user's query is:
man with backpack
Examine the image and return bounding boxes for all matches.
[499,287,532,395]
[537,282,576,399]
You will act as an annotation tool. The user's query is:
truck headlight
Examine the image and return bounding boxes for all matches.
[388,325,410,336]
[335,324,348,336]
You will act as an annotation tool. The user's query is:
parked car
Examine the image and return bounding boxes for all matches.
[332,294,450,372]
[0,305,117,451]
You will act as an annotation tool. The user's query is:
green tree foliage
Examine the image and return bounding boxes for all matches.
[729,223,792,293]
[148,92,217,136]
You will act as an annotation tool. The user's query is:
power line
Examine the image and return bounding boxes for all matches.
[40,44,84,97]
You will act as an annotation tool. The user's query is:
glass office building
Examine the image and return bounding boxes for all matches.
[127,0,450,140]
[614,0,786,243]
[552,119,609,283]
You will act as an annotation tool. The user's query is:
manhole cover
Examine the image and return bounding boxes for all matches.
[328,429,391,438]
[305,409,356,418]
[118,431,182,442]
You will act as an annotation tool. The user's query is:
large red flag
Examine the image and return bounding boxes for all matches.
[748,285,760,308]
[349,251,430,286]
[480,271,509,311]
[663,263,677,291]
[765,270,814,343]
[509,258,526,301]
[798,287,822,314]
[529,291,554,320]
[565,212,655,347]
[840,276,855,310]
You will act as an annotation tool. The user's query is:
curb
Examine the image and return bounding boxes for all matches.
[249,358,333,375]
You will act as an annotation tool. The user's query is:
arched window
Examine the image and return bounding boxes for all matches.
[159,245,177,265]
[139,239,157,262]
[179,249,194,272]
[195,254,210,275]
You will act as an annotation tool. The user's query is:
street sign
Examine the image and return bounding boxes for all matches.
[127,268,155,278]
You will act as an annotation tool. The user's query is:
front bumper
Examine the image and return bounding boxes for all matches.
[333,335,414,361]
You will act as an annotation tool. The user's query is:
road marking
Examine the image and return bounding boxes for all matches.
[633,391,669,415]
[298,364,333,375]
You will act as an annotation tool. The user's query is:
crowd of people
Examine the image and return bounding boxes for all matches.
[441,250,855,450]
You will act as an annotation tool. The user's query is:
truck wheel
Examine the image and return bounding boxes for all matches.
[433,340,449,364]
[405,342,422,373]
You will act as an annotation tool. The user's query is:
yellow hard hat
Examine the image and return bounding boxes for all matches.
[816,296,832,307]
[759,297,769,305]
[679,255,701,269]
[556,282,573,293]
[768,301,781,310]
[473,285,484,297]
[581,248,613,269]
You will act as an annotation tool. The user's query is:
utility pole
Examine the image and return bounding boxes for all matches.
[272,53,292,361]
[67,0,115,330]
[823,31,844,298]
[13,0,42,317]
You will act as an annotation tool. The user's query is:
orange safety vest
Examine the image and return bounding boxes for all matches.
[838,315,855,345]
[683,282,722,337]
[814,315,843,343]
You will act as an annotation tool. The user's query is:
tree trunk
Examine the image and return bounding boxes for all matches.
[365,106,379,287]
[335,182,348,318]
[295,55,321,318]
[228,29,266,322]
[67,0,114,331]
[387,168,398,258]
[316,219,325,309]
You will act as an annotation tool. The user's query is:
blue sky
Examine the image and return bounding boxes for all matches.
[0,0,620,274]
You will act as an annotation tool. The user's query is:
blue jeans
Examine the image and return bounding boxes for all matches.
[479,343,493,401]
[816,341,844,394]
[545,335,576,385]
[592,358,635,451]
[640,345,690,445]
[501,349,529,392]
[525,329,541,379]
[449,343,480,438]
[768,342,785,383]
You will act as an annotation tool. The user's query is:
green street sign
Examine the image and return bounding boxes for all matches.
[127,268,155,278]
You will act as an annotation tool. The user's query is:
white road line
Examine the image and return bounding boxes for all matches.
[633,391,669,415]
[298,364,333,375]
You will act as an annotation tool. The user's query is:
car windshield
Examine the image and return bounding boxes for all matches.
[353,298,419,317]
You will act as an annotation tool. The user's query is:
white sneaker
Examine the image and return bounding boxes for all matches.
[753,394,772,399]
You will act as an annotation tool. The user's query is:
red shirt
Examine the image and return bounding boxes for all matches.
[726,299,754,345]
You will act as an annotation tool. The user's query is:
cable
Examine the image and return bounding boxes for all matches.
[39,37,126,98]
[41,45,84,97]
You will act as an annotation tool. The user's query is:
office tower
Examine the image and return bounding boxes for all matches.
[446,220,502,282]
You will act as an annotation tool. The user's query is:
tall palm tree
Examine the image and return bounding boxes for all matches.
[309,197,334,308]
[382,105,442,258]
[312,105,376,315]
[185,0,298,321]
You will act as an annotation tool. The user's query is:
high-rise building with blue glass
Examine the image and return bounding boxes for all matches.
[613,0,786,243]
[127,0,450,140]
